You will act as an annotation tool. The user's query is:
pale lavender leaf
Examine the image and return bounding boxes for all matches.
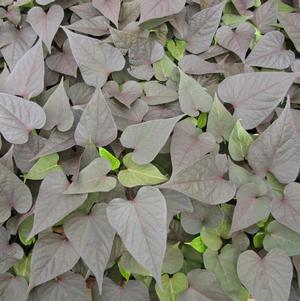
[253,0,277,33]
[0,273,28,301]
[92,0,121,28]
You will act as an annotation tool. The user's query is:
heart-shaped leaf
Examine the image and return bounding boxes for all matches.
[246,31,295,69]
[171,119,216,174]
[248,101,300,183]
[43,78,74,132]
[75,87,117,147]
[120,115,183,164]
[92,0,121,28]
[27,5,64,53]
[272,182,300,234]
[64,28,125,87]
[177,269,230,301]
[29,233,80,290]
[64,158,116,194]
[107,186,167,284]
[0,273,28,301]
[218,72,296,129]
[29,170,87,238]
[253,0,277,33]
[118,153,168,187]
[237,248,293,301]
[64,203,115,294]
[161,154,236,204]
[216,22,255,62]
[179,70,213,116]
[0,163,32,223]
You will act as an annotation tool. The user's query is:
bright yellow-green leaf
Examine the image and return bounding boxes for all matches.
[197,112,208,129]
[253,231,265,249]
[166,39,186,61]
[99,147,120,170]
[118,262,131,282]
[155,273,188,301]
[24,153,61,180]
[18,216,35,246]
[188,236,207,254]
[118,153,168,187]
[277,0,296,12]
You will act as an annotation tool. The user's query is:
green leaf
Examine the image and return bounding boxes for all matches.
[222,14,252,26]
[162,244,184,274]
[277,0,296,12]
[118,262,131,282]
[197,112,207,129]
[13,254,31,282]
[153,55,177,81]
[204,245,249,301]
[253,231,265,249]
[18,216,35,246]
[166,39,186,61]
[229,120,253,161]
[201,227,223,251]
[254,0,261,7]
[216,204,234,239]
[24,153,61,180]
[118,153,168,187]
[266,173,285,197]
[187,236,207,254]
[155,273,188,301]
[98,147,120,170]
[264,221,300,256]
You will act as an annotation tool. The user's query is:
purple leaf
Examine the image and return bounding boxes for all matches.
[107,186,167,285]
[185,2,225,54]
[120,115,183,164]
[248,101,300,183]
[217,72,296,129]
[29,171,87,238]
[272,182,300,234]
[161,154,236,204]
[92,0,121,28]
[64,203,115,294]
[64,28,125,87]
[64,158,116,194]
[278,12,300,52]
[0,273,28,301]
[43,78,74,132]
[5,40,45,99]
[253,0,277,33]
[29,233,80,290]
[170,119,216,174]
[0,163,32,223]
[216,22,255,63]
[246,31,295,69]
[27,5,64,53]
[100,277,150,301]
[237,249,293,301]
[140,0,186,23]
[230,183,271,234]
[75,88,117,147]
[179,70,213,116]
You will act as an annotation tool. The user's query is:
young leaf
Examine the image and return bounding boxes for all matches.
[155,273,188,301]
[201,227,223,251]
[228,120,253,161]
[118,153,168,187]
[99,147,120,170]
[166,39,186,61]
[107,186,167,285]
[25,153,61,181]
[237,248,293,301]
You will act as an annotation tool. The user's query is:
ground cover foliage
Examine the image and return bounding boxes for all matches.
[1,0,300,300]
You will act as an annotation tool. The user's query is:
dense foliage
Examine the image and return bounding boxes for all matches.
[1,0,300,300]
